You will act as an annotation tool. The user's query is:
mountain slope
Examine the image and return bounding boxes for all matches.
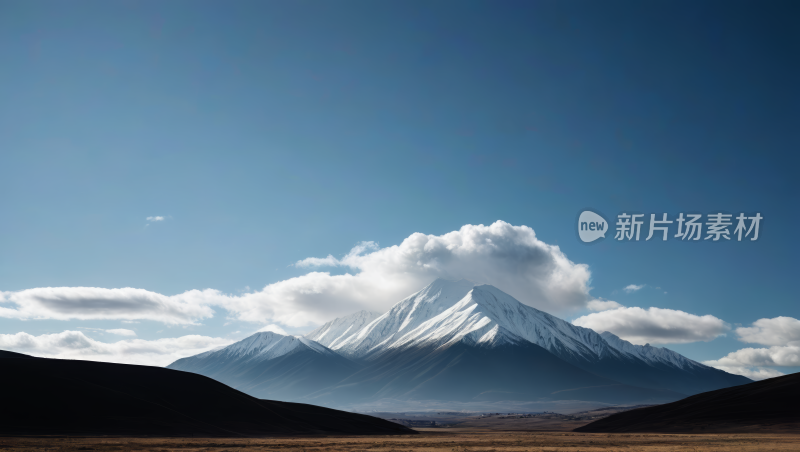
[305,310,381,350]
[302,339,685,408]
[600,331,699,368]
[173,279,748,409]
[168,332,361,403]
[0,351,414,436]
[579,331,750,396]
[313,278,476,358]
[306,279,749,395]
[575,372,800,433]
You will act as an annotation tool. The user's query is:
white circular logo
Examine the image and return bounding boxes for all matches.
[578,211,608,243]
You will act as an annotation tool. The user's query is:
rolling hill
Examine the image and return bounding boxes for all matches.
[574,372,800,433]
[0,352,414,437]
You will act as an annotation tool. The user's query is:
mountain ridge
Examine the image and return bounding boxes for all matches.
[170,278,750,409]
[304,279,749,396]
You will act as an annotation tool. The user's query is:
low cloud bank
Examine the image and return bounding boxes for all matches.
[573,307,728,345]
[0,330,233,367]
[0,287,218,325]
[703,316,800,380]
[1,221,595,327]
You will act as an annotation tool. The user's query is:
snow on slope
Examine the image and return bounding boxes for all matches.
[600,331,702,370]
[305,310,381,350]
[303,278,710,373]
[306,279,612,361]
[314,278,476,358]
[372,284,612,362]
[207,331,336,363]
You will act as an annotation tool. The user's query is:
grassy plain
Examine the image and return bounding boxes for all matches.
[1,431,799,452]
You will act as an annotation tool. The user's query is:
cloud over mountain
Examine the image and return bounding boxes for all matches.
[1,222,721,333]
[268,220,594,324]
[0,221,596,328]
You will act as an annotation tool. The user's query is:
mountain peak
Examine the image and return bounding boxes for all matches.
[198,330,335,363]
[307,279,477,357]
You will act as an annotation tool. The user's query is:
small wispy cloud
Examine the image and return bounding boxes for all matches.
[105,328,137,337]
[77,327,137,337]
[623,284,645,293]
[146,216,165,222]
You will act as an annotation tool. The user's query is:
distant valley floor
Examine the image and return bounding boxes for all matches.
[2,431,800,452]
[369,405,653,431]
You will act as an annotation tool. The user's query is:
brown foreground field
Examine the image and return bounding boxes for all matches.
[1,431,799,452]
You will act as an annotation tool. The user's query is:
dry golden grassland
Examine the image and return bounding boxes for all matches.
[1,431,799,452]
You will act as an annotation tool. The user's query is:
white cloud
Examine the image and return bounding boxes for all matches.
[623,284,644,293]
[221,221,593,326]
[0,287,217,325]
[736,317,800,346]
[295,242,379,268]
[105,328,136,337]
[256,324,288,335]
[0,330,233,366]
[704,317,800,379]
[704,345,800,368]
[146,216,165,222]
[572,307,728,345]
[702,364,784,381]
[586,299,623,312]
[295,254,345,268]
[702,343,799,381]
[0,221,595,328]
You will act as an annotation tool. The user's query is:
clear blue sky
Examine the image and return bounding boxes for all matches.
[0,0,797,370]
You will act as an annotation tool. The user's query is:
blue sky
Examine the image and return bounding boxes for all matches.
[0,0,798,376]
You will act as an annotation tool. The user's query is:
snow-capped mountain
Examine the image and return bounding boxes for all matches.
[304,278,749,395]
[345,283,613,360]
[203,331,337,362]
[309,278,476,358]
[167,332,360,404]
[308,279,617,362]
[171,278,749,409]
